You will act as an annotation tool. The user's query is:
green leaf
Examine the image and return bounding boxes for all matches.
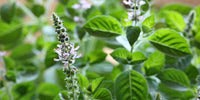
[88,50,107,64]
[5,71,16,82]
[148,28,191,57]
[10,44,35,60]
[159,4,193,17]
[126,26,141,46]
[142,15,155,33]
[91,77,104,92]
[74,26,86,40]
[111,67,121,81]
[45,42,59,68]
[184,65,199,84]
[157,69,190,91]
[110,48,147,64]
[0,20,23,45]
[164,11,186,32]
[77,73,89,91]
[12,81,36,100]
[194,32,200,49]
[158,83,194,100]
[31,4,45,17]
[37,83,61,100]
[55,69,66,89]
[99,81,114,95]
[143,51,165,76]
[115,70,148,100]
[165,55,192,70]
[53,91,68,100]
[0,3,16,23]
[93,88,112,100]
[3,57,15,70]
[141,0,150,15]
[83,15,124,37]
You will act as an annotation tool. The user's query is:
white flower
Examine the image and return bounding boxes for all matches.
[72,4,81,9]
[139,1,146,5]
[0,51,6,57]
[73,16,80,22]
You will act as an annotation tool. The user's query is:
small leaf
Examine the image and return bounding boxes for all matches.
[93,88,112,100]
[91,77,104,92]
[0,20,23,45]
[3,57,15,70]
[5,71,16,82]
[45,42,59,68]
[111,67,121,81]
[10,44,35,60]
[110,48,147,64]
[0,3,16,23]
[164,11,186,32]
[142,15,155,33]
[12,81,36,100]
[184,65,199,84]
[115,70,148,100]
[83,15,124,37]
[77,74,89,91]
[31,4,45,17]
[126,26,141,46]
[141,0,150,15]
[74,26,86,40]
[37,83,61,100]
[157,69,190,91]
[143,51,165,76]
[148,28,191,57]
[88,50,107,64]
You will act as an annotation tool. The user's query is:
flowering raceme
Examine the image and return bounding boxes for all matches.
[123,0,146,22]
[52,12,81,100]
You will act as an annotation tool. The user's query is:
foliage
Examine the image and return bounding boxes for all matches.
[0,0,200,100]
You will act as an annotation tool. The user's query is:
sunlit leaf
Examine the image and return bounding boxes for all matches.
[83,15,124,37]
[148,28,191,57]
[115,70,148,100]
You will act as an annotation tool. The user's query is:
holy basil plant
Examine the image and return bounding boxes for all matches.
[0,0,199,100]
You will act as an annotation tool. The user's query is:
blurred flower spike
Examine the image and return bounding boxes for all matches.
[51,13,81,66]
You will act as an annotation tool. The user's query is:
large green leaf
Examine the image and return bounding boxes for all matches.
[10,44,35,60]
[37,83,61,100]
[0,20,23,45]
[164,11,186,32]
[148,28,191,57]
[0,3,16,23]
[158,84,194,100]
[110,48,147,64]
[93,88,112,100]
[143,51,165,76]
[83,15,124,37]
[126,26,141,46]
[91,77,104,92]
[157,69,190,91]
[77,73,89,91]
[142,15,155,33]
[115,70,148,100]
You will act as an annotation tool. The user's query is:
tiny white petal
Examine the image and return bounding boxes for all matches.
[139,1,146,5]
[72,4,81,9]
